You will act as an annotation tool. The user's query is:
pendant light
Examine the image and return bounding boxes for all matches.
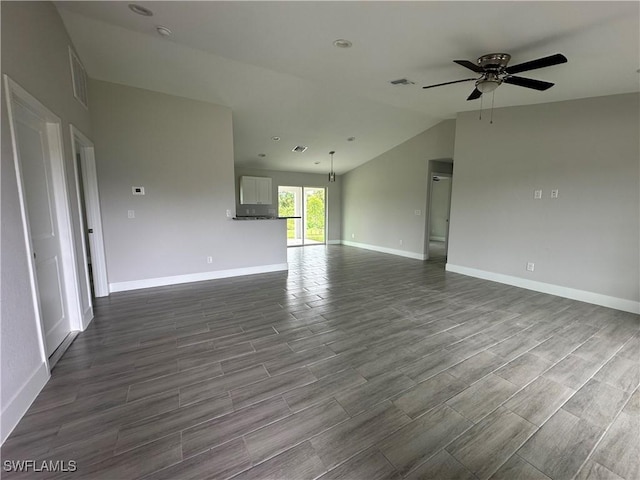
[328,150,336,182]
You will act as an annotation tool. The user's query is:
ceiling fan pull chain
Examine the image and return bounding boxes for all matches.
[490,91,495,124]
[479,95,483,121]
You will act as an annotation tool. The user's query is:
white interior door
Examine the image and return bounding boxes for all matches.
[13,99,70,356]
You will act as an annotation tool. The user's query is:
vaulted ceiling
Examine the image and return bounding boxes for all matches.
[55,1,639,174]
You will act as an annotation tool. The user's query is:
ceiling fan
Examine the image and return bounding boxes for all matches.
[423,53,567,100]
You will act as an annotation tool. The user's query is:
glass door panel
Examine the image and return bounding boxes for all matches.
[304,187,325,244]
[279,186,326,246]
[278,186,302,246]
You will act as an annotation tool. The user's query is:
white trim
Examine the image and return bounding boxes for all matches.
[0,362,49,444]
[429,236,446,242]
[327,240,342,245]
[109,263,289,293]
[342,240,427,260]
[70,125,109,301]
[445,263,640,314]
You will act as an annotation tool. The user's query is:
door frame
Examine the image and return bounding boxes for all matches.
[426,171,453,259]
[4,75,83,363]
[70,125,109,302]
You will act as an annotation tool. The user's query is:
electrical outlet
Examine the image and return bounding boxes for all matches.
[551,189,559,198]
[351,233,355,239]
[534,190,542,200]
[526,262,535,272]
[414,209,421,216]
[399,239,403,246]
[207,256,213,264]
[226,209,232,218]
[127,210,135,218]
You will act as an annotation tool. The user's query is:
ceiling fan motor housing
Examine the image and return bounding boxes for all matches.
[478,53,511,72]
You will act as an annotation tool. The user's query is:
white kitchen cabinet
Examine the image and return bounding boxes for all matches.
[240,176,272,205]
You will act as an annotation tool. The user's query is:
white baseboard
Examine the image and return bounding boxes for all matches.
[430,236,446,242]
[1,362,49,444]
[109,263,289,293]
[342,240,427,261]
[327,240,342,245]
[446,263,640,314]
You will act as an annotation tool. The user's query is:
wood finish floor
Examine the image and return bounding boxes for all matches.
[2,245,639,480]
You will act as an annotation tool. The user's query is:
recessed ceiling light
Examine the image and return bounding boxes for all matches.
[314,161,320,165]
[258,153,266,158]
[333,39,352,49]
[271,136,280,141]
[292,146,308,153]
[156,26,172,37]
[347,137,356,142]
[128,3,153,16]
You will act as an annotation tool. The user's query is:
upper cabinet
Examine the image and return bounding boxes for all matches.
[240,176,272,205]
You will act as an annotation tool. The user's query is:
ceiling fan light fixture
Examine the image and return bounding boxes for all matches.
[476,77,501,93]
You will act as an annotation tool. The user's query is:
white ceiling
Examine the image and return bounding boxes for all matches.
[55,1,639,174]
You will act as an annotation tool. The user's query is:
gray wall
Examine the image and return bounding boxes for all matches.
[89,80,286,286]
[342,120,456,257]
[1,1,92,442]
[448,93,639,304]
[235,167,342,242]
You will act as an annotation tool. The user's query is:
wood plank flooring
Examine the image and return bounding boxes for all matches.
[2,245,638,479]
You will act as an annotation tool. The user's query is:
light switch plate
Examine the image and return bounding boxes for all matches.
[132,186,145,195]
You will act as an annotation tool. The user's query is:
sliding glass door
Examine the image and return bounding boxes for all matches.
[278,186,326,246]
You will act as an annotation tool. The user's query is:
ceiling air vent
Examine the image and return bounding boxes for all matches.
[69,47,88,109]
[292,145,308,153]
[389,78,415,86]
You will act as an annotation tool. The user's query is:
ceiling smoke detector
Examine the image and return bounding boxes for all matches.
[292,145,308,153]
[271,136,280,141]
[128,4,153,16]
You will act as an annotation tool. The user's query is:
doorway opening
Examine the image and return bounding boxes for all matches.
[70,126,109,307]
[427,173,452,261]
[278,186,326,247]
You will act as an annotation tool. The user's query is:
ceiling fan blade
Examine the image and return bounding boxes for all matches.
[467,88,482,100]
[423,78,478,89]
[503,76,554,91]
[454,60,483,73]
[504,53,567,75]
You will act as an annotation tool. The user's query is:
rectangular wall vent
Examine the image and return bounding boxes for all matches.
[389,78,415,86]
[69,47,88,109]
[292,146,308,153]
